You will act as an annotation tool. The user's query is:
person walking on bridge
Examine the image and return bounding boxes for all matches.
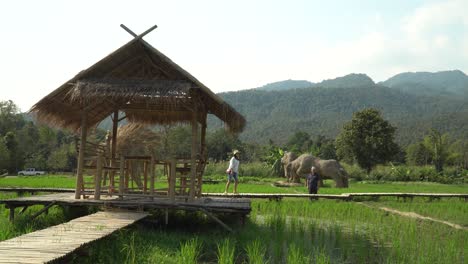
[224,150,240,195]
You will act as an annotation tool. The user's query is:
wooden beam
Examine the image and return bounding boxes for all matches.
[30,202,57,220]
[75,110,88,199]
[199,208,233,233]
[19,206,29,215]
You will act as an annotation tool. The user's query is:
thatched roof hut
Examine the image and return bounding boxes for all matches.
[29,25,246,200]
[30,27,246,133]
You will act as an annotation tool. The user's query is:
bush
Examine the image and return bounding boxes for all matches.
[341,163,366,181]
[205,161,273,178]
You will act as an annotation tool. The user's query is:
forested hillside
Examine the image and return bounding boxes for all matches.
[381,70,468,96]
[213,85,468,145]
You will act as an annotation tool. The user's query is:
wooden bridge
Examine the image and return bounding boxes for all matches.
[1,187,466,201]
[0,211,148,264]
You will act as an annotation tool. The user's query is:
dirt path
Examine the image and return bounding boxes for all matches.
[358,202,467,231]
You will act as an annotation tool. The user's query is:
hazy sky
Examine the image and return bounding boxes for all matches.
[1,0,467,111]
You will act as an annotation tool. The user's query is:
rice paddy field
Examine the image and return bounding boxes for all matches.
[0,175,467,263]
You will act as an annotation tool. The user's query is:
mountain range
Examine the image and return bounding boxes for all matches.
[257,70,468,96]
[212,70,468,145]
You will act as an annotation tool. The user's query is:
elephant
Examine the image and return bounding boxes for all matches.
[282,152,349,188]
[314,158,349,188]
[281,151,298,182]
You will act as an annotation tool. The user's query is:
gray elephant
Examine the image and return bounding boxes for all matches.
[281,151,298,182]
[282,152,349,188]
[314,158,349,188]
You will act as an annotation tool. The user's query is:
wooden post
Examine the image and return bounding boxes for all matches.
[119,155,125,197]
[143,161,148,194]
[169,159,176,202]
[125,160,130,191]
[189,102,198,201]
[109,111,119,196]
[201,112,207,159]
[75,110,88,199]
[94,153,103,200]
[198,112,207,197]
[150,156,155,196]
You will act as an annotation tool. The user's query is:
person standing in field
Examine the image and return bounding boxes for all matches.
[224,150,240,195]
[307,166,320,200]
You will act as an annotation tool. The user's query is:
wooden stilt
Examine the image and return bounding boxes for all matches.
[94,153,103,200]
[75,111,88,199]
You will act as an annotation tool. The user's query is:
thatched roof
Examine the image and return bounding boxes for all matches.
[30,31,246,133]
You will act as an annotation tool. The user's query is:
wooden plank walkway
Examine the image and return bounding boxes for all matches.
[0,211,148,264]
[0,193,252,215]
[203,192,468,200]
[1,187,466,201]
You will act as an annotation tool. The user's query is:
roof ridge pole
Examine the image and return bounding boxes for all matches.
[120,24,157,39]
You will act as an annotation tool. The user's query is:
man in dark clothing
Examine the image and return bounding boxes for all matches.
[307,166,320,200]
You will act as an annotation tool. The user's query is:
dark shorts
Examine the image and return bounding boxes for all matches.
[227,172,238,181]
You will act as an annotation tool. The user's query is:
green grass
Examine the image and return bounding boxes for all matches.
[61,199,467,263]
[0,176,467,263]
[2,174,466,195]
[373,198,468,226]
[0,192,76,242]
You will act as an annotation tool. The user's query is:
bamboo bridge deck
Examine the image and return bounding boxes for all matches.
[0,187,466,201]
[0,211,148,264]
[0,192,252,221]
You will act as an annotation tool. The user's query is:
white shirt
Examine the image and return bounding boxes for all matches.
[227,157,240,173]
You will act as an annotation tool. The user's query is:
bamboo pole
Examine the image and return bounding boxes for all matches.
[94,153,103,200]
[189,101,198,201]
[75,111,88,199]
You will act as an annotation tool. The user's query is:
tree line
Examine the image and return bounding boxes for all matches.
[0,100,466,176]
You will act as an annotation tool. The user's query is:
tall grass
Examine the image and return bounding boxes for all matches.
[177,238,202,264]
[217,238,236,264]
[244,239,267,264]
